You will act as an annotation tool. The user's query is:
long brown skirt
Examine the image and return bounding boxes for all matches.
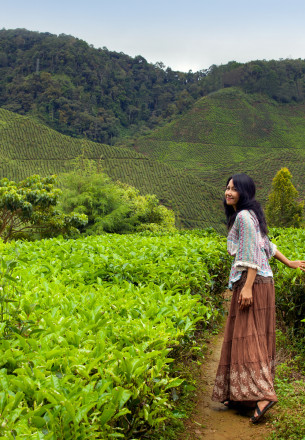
[211,272,278,403]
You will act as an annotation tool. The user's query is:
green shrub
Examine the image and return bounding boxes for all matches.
[0,231,230,438]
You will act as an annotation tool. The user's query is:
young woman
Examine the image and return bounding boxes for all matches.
[211,173,305,423]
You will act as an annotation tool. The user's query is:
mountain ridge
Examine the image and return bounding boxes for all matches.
[2,28,305,147]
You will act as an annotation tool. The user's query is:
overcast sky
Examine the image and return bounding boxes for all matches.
[1,0,305,72]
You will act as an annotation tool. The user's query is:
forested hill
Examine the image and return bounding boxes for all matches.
[2,28,305,146]
[0,28,205,144]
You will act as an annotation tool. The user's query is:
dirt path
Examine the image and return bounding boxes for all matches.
[179,294,275,440]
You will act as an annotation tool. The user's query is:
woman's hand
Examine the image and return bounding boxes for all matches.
[288,260,305,271]
[274,251,305,271]
[238,286,253,310]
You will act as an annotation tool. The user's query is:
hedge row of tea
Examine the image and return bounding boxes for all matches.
[270,227,305,336]
[0,230,230,439]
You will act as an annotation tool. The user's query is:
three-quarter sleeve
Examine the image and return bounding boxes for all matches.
[233,210,262,272]
[264,236,277,259]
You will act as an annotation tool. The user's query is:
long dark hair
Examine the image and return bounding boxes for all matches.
[224,173,268,236]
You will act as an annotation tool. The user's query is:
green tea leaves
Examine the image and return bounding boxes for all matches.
[0,230,230,438]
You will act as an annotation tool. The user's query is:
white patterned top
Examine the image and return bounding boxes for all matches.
[227,210,277,289]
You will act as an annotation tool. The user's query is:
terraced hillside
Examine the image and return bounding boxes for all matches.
[132,88,305,203]
[0,108,223,230]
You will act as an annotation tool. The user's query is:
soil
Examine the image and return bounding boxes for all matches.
[179,292,275,440]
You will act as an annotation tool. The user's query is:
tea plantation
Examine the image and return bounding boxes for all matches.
[0,230,230,439]
[0,227,304,439]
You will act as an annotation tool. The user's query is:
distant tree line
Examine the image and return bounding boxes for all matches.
[1,29,305,145]
[220,59,305,103]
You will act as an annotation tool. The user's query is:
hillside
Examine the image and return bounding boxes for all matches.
[2,85,305,231]
[0,28,205,144]
[2,29,305,148]
[132,88,305,203]
[0,108,223,230]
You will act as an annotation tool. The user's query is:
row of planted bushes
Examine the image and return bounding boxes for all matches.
[270,227,305,340]
[0,229,230,439]
[268,228,305,440]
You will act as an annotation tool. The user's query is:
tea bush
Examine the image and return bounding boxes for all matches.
[270,227,305,339]
[0,230,230,439]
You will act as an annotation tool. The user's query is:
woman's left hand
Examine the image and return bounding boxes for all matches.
[238,286,253,310]
[288,260,305,271]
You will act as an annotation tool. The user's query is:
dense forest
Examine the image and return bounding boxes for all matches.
[1,28,305,145]
[0,29,205,144]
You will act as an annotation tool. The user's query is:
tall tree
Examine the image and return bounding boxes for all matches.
[266,168,304,228]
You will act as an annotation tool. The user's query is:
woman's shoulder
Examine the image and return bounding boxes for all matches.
[236,209,254,221]
[236,209,259,227]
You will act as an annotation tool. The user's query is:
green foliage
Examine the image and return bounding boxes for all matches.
[0,107,225,231]
[267,330,305,440]
[5,85,305,232]
[222,59,305,103]
[0,255,36,339]
[0,29,201,144]
[132,88,305,211]
[60,171,132,234]
[0,230,231,438]
[2,29,305,149]
[266,168,304,227]
[0,174,87,242]
[270,227,305,338]
[5,84,305,232]
[117,182,176,232]
[269,376,305,439]
[59,164,176,234]
[0,257,23,337]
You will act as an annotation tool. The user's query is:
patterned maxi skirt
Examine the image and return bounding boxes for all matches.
[212,272,278,403]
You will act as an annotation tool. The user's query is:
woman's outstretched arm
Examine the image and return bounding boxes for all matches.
[274,250,305,271]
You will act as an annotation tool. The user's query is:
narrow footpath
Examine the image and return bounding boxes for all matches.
[179,293,275,440]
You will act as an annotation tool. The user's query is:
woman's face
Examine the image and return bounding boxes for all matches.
[225,179,239,210]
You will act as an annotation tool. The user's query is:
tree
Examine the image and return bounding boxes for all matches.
[265,168,304,227]
[117,182,176,232]
[59,159,176,234]
[59,171,134,234]
[0,175,87,242]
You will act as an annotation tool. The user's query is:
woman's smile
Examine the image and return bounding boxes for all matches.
[225,179,240,209]
[226,195,237,203]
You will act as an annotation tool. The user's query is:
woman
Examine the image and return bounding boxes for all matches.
[211,173,305,423]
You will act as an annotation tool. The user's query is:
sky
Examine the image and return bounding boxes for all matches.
[1,0,305,72]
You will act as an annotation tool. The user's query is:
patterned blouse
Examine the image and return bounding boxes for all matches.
[227,210,277,289]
